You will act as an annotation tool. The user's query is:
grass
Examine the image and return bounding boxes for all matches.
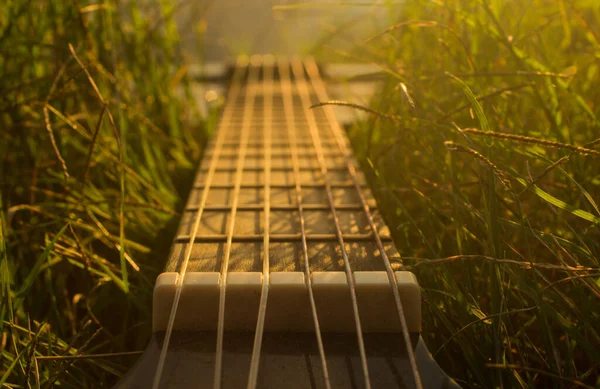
[1,0,599,388]
[1,0,206,387]
[325,0,600,387]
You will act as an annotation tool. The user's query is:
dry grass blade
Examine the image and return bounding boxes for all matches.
[584,137,600,149]
[81,103,106,187]
[42,106,70,181]
[396,82,416,110]
[434,306,538,356]
[519,155,571,195]
[86,211,140,272]
[36,351,143,361]
[398,255,598,272]
[272,2,396,11]
[462,128,600,156]
[68,43,129,290]
[444,141,512,190]
[68,44,104,104]
[485,364,595,389]
[366,20,476,71]
[43,325,102,388]
[39,54,76,182]
[541,273,600,293]
[79,4,107,14]
[0,324,47,387]
[365,20,439,43]
[443,83,533,118]
[440,71,574,79]
[67,43,120,147]
[310,100,400,122]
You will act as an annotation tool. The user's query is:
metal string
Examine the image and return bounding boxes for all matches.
[290,57,373,389]
[278,56,332,389]
[151,57,248,389]
[303,57,424,389]
[213,56,260,389]
[246,55,274,389]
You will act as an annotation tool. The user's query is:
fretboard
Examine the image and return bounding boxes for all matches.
[166,58,400,275]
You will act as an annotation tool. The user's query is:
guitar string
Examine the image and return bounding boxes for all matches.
[278,56,332,389]
[246,55,274,389]
[304,57,424,389]
[150,57,248,389]
[290,57,373,389]
[213,56,260,389]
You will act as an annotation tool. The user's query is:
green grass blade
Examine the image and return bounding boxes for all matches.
[516,178,600,224]
[447,72,491,134]
[15,225,68,300]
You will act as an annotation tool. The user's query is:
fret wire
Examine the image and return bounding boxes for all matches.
[279,57,332,389]
[203,150,345,158]
[304,57,424,389]
[193,183,368,190]
[198,167,347,172]
[151,58,248,389]
[247,56,274,389]
[174,233,393,243]
[213,58,259,389]
[185,204,376,212]
[290,58,373,389]
[224,118,331,122]
[219,140,339,146]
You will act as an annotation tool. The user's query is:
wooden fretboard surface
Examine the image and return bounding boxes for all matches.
[166,56,402,275]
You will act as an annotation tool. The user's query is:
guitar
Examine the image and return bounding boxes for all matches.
[114,56,459,389]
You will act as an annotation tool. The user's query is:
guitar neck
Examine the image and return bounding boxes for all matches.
[155,55,420,333]
[115,56,459,389]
